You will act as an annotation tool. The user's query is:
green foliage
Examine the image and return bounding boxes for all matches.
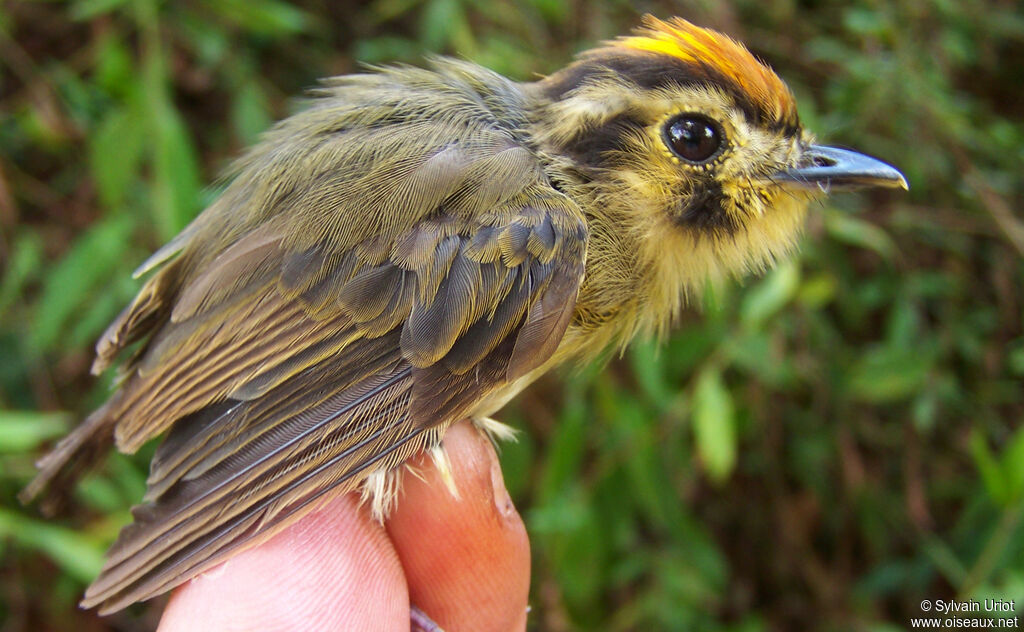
[2,0,1022,629]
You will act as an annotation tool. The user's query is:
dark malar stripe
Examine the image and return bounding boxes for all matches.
[673,179,738,236]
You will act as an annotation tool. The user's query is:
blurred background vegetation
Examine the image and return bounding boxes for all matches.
[2,0,1023,630]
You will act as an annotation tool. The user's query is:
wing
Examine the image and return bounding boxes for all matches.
[24,62,587,614]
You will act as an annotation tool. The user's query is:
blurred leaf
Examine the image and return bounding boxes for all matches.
[143,57,202,238]
[971,430,1009,506]
[1009,339,1024,376]
[726,331,797,387]
[824,210,897,260]
[0,232,43,316]
[177,9,231,64]
[365,0,422,23]
[692,367,736,484]
[843,7,890,38]
[664,322,724,375]
[354,36,423,63]
[630,339,676,408]
[885,298,921,348]
[93,33,135,96]
[0,410,69,453]
[1002,426,1024,502]
[68,275,138,349]
[89,103,145,210]
[615,395,678,525]
[203,0,310,37]
[69,0,130,20]
[527,0,569,22]
[75,453,149,512]
[29,215,135,352]
[421,0,472,51]
[150,99,201,236]
[0,509,106,583]
[537,382,588,500]
[231,78,272,145]
[797,272,837,309]
[846,345,934,403]
[740,259,800,329]
[969,425,1024,511]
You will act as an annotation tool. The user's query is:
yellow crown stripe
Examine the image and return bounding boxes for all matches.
[618,33,710,64]
[612,17,797,126]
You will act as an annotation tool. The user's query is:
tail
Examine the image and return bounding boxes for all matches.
[19,396,121,515]
[22,255,180,512]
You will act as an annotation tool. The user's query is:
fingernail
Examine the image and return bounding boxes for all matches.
[488,447,516,520]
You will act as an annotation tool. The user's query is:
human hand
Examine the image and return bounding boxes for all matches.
[156,421,530,631]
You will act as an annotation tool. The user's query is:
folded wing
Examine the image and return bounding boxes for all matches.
[24,63,587,613]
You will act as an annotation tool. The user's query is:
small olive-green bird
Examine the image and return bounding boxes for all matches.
[24,16,906,613]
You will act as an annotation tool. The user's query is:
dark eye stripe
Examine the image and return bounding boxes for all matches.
[554,113,648,169]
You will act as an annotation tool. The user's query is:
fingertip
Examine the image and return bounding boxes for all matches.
[387,421,530,632]
[158,494,409,632]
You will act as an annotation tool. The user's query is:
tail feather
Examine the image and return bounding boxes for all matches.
[19,396,121,514]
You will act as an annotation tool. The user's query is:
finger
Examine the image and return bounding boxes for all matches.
[158,493,409,632]
[386,420,530,632]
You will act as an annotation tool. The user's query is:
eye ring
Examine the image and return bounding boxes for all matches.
[662,114,726,164]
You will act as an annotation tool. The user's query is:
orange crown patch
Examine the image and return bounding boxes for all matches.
[611,16,798,130]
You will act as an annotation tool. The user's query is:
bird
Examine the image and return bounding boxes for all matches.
[22,15,907,614]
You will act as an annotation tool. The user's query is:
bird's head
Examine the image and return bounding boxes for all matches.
[530,16,906,335]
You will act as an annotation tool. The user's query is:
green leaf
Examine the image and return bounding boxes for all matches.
[0,232,43,316]
[726,332,797,388]
[527,0,569,22]
[630,339,675,409]
[846,345,933,403]
[740,259,800,329]
[93,33,135,96]
[421,0,468,51]
[824,211,897,260]
[353,36,423,64]
[231,79,272,146]
[970,430,1008,506]
[204,0,310,36]
[29,215,135,352]
[67,275,137,349]
[0,410,70,453]
[0,509,106,583]
[797,273,837,309]
[69,0,130,20]
[692,367,736,484]
[146,79,202,239]
[89,104,145,209]
[364,0,422,23]
[1001,425,1024,502]
[843,7,890,37]
[1008,338,1024,376]
[537,383,588,501]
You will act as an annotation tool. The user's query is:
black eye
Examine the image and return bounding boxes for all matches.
[663,114,724,164]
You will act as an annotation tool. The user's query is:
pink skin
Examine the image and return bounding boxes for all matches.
[158,421,530,632]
